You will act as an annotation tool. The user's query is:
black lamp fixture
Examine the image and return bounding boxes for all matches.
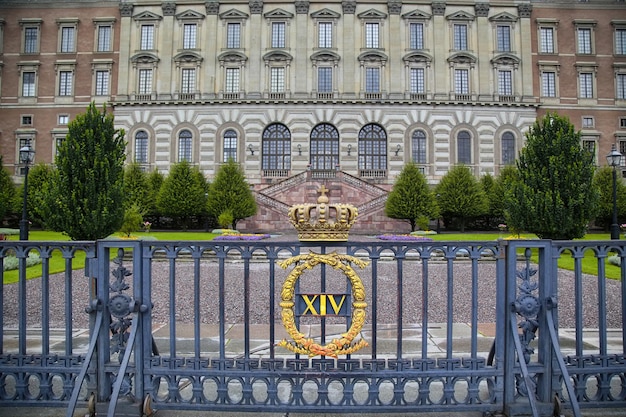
[297,144,302,156]
[607,144,623,240]
[19,141,35,241]
[395,144,401,156]
[347,144,352,156]
[247,144,255,155]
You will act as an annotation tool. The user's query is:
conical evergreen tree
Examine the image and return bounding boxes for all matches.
[385,163,438,231]
[435,165,488,232]
[207,159,257,230]
[156,160,207,230]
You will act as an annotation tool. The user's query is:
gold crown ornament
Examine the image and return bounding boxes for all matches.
[288,185,358,241]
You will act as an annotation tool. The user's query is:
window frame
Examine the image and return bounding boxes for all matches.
[58,70,74,96]
[271,21,286,49]
[541,70,557,98]
[617,72,626,100]
[409,22,424,50]
[501,131,516,165]
[178,129,193,163]
[537,21,558,55]
[226,22,241,49]
[576,25,594,55]
[411,129,427,165]
[579,72,594,99]
[95,21,113,52]
[223,129,238,162]
[134,130,149,164]
[182,23,197,49]
[410,67,426,95]
[358,124,388,172]
[310,123,340,171]
[21,71,36,97]
[140,24,155,50]
[317,66,333,93]
[262,123,291,172]
[138,68,153,95]
[225,67,240,93]
[318,22,333,49]
[496,25,511,53]
[615,26,626,55]
[365,22,380,49]
[365,67,380,93]
[21,20,42,54]
[270,66,286,93]
[453,23,468,51]
[498,70,513,96]
[457,130,472,165]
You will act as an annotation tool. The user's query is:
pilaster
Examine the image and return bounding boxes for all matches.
[205,1,219,99]
[432,2,447,99]
[517,4,534,101]
[117,3,133,100]
[160,2,176,99]
[294,1,309,98]
[248,0,264,98]
[388,1,403,98]
[475,3,491,101]
[342,0,356,98]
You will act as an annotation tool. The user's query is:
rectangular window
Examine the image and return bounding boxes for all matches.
[227,23,240,48]
[618,74,626,100]
[410,68,425,94]
[412,135,427,164]
[577,28,592,54]
[135,138,148,163]
[59,71,73,96]
[365,23,379,48]
[498,70,513,96]
[60,27,75,52]
[454,69,469,94]
[138,69,152,94]
[58,114,69,125]
[365,67,380,92]
[582,140,596,163]
[178,138,192,162]
[140,24,154,50]
[496,25,511,52]
[21,115,32,126]
[22,72,35,96]
[24,27,38,53]
[97,25,112,52]
[270,67,285,92]
[582,117,594,128]
[617,29,626,55]
[225,68,239,93]
[542,72,556,97]
[458,137,471,164]
[621,117,626,128]
[223,136,237,162]
[95,70,109,95]
[453,24,468,50]
[181,68,195,94]
[318,22,332,48]
[579,72,593,98]
[183,23,197,49]
[540,27,554,53]
[502,135,516,165]
[271,22,285,48]
[409,23,424,50]
[318,67,332,92]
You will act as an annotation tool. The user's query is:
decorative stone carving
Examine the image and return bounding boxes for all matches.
[119,3,134,17]
[475,3,489,18]
[162,2,176,16]
[342,0,356,14]
[518,4,532,19]
[388,0,402,15]
[432,2,446,16]
[295,1,309,14]
[205,0,219,15]
[249,0,263,14]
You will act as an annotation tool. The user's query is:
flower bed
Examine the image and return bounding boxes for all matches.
[214,233,271,241]
[375,234,433,242]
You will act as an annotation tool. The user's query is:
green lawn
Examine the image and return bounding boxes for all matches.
[1,230,622,283]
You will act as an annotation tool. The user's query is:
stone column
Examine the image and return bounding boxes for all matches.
[161,2,176,100]
[475,3,490,101]
[517,4,533,102]
[387,0,402,99]
[431,2,447,100]
[341,0,356,99]
[247,0,263,98]
[205,1,219,99]
[294,1,310,98]
[117,3,134,100]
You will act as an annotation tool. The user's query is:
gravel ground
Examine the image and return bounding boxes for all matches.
[2,238,624,330]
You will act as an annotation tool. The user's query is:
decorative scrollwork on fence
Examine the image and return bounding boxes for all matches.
[514,265,539,397]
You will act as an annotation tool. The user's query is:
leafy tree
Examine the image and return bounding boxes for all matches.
[435,165,488,232]
[507,113,598,239]
[146,169,165,219]
[385,163,439,231]
[25,163,55,228]
[479,173,499,229]
[0,157,15,223]
[43,102,126,240]
[206,159,257,230]
[123,162,151,213]
[156,160,207,230]
[592,166,626,231]
[119,204,143,237]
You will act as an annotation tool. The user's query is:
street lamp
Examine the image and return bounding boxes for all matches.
[606,144,622,240]
[19,142,35,240]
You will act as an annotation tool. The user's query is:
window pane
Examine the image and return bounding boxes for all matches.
[61,27,75,52]
[365,23,379,48]
[542,72,556,97]
[59,71,73,96]
[410,23,423,50]
[579,72,593,98]
[617,29,626,55]
[225,68,239,92]
[262,124,291,170]
[183,23,196,49]
[365,68,379,92]
[227,23,240,48]
[410,68,425,94]
[141,25,154,50]
[22,72,35,96]
[95,70,109,95]
[318,22,332,48]
[310,124,339,170]
[455,69,469,94]
[577,28,592,54]
[318,67,332,92]
[272,22,285,48]
[270,67,285,92]
[457,131,471,164]
[139,69,152,94]
[498,70,512,95]
[617,74,626,100]
[181,68,195,94]
[497,26,510,52]
[25,27,38,53]
[178,130,192,162]
[412,130,427,164]
[454,24,467,50]
[540,27,554,53]
[358,124,387,171]
[98,25,112,52]
[135,131,148,163]
[223,129,237,162]
[501,132,515,165]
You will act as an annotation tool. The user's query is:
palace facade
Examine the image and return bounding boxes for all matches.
[0,0,625,233]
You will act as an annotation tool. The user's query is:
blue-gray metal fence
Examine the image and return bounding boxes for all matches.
[0,239,625,416]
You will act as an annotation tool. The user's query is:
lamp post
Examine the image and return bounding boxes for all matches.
[19,142,35,240]
[607,144,622,240]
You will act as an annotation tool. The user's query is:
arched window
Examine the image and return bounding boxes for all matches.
[358,124,387,172]
[457,130,471,164]
[411,130,427,164]
[310,123,340,170]
[262,123,291,174]
[501,131,515,165]
[178,129,192,162]
[223,129,237,162]
[135,130,148,163]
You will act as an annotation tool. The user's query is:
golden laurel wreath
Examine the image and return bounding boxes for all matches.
[277,251,369,358]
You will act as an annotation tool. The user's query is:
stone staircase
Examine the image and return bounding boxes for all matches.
[239,170,409,235]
